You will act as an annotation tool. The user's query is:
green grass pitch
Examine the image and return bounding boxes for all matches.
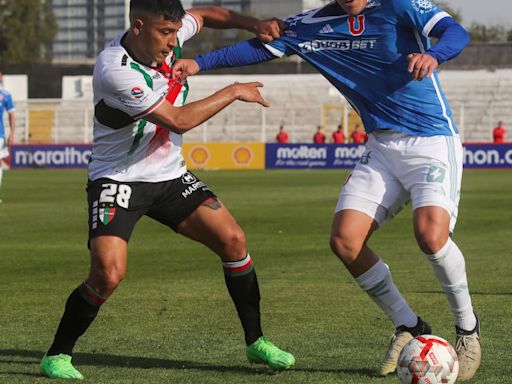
[0,169,510,383]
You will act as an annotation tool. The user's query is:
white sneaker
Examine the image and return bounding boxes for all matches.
[456,315,481,381]
[378,317,432,376]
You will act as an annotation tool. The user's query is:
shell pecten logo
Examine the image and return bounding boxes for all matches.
[189,146,210,166]
[232,146,252,165]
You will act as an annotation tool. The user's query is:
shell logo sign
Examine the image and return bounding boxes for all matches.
[232,146,252,165]
[183,143,264,170]
[189,146,210,166]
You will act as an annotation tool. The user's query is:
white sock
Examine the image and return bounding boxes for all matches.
[426,238,477,331]
[356,259,417,328]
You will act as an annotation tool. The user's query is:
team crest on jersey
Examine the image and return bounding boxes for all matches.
[348,15,365,36]
[131,87,144,99]
[99,204,116,225]
[411,0,437,14]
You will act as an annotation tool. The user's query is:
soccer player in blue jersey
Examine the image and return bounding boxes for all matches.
[173,0,481,380]
[0,71,16,203]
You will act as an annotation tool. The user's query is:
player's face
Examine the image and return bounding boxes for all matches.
[139,15,182,66]
[337,0,368,16]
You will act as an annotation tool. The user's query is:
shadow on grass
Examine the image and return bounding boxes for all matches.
[0,349,376,378]
[413,290,512,296]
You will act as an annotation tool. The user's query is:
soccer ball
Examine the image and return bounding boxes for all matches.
[397,335,459,384]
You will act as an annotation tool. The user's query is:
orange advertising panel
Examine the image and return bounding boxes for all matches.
[183,143,265,170]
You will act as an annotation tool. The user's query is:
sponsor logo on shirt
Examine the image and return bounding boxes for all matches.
[298,39,376,53]
[411,0,437,14]
[131,87,144,99]
[318,24,335,34]
[181,171,197,185]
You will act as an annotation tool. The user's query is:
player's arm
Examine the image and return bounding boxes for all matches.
[7,110,15,146]
[144,82,269,135]
[187,7,284,43]
[173,38,279,80]
[407,17,469,81]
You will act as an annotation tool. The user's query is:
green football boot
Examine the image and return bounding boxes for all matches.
[246,336,295,370]
[40,354,84,380]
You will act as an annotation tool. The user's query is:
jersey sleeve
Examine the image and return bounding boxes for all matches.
[101,66,164,120]
[393,0,452,37]
[178,12,201,44]
[4,92,15,112]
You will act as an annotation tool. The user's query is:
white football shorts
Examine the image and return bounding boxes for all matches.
[0,138,9,159]
[336,130,463,232]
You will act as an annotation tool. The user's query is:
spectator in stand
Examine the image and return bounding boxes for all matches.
[492,121,506,143]
[350,124,367,144]
[331,124,345,144]
[0,70,16,204]
[276,124,289,143]
[313,125,326,143]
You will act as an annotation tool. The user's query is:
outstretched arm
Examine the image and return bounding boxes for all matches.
[188,7,284,42]
[407,17,470,81]
[144,82,269,135]
[173,38,278,80]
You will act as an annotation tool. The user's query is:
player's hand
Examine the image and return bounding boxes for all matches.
[407,53,438,81]
[232,82,270,107]
[7,134,14,147]
[253,18,284,42]
[172,59,200,83]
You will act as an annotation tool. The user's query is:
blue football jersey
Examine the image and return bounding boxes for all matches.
[265,0,457,136]
[0,88,15,138]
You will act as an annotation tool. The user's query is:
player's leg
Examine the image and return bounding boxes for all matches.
[330,207,430,376]
[41,236,127,380]
[41,179,144,380]
[147,172,293,369]
[0,137,6,202]
[410,136,480,381]
[174,197,295,369]
[332,134,430,376]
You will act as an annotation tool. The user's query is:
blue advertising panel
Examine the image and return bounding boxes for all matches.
[266,143,512,170]
[463,143,512,168]
[10,144,92,169]
[265,143,366,169]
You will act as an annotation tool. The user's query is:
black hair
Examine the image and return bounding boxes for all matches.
[130,0,186,21]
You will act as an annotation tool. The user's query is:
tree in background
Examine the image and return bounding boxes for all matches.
[435,1,462,23]
[0,0,56,64]
[469,23,512,43]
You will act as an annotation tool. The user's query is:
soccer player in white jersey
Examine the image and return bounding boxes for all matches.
[173,0,481,380]
[40,0,294,380]
[0,71,15,203]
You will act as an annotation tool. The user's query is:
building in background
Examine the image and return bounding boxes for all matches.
[190,0,329,19]
[50,0,129,63]
[49,0,329,63]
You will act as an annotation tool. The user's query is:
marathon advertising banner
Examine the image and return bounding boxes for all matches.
[266,143,367,169]
[463,143,512,169]
[10,144,92,169]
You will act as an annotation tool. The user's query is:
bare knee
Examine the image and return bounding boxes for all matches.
[414,206,451,254]
[219,226,247,261]
[330,232,364,266]
[88,267,125,297]
[415,229,449,255]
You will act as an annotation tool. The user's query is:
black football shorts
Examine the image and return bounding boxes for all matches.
[87,171,216,242]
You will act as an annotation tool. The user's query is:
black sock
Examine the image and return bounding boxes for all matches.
[47,282,106,356]
[222,255,263,345]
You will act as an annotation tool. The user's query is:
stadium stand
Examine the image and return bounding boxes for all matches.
[5,70,512,144]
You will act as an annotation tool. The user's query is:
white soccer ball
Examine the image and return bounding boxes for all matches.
[397,334,459,384]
